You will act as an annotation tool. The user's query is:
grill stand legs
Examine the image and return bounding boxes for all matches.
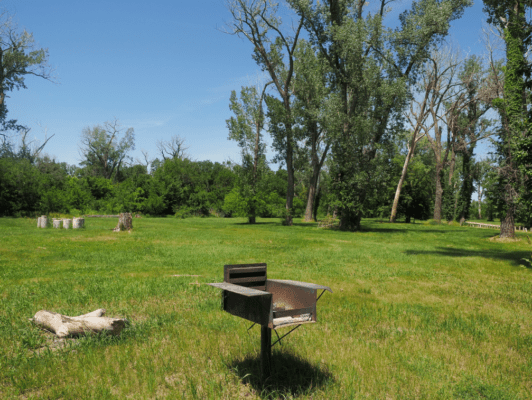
[260,325,271,381]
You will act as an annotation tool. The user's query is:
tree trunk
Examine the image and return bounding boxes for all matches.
[500,209,515,238]
[313,184,321,221]
[285,137,294,226]
[32,309,127,338]
[339,209,362,231]
[304,124,329,222]
[433,166,443,222]
[304,179,317,222]
[248,193,256,224]
[114,213,132,231]
[478,184,483,219]
[390,140,417,222]
[304,152,322,222]
[249,96,264,226]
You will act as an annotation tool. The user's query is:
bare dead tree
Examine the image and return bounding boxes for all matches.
[415,48,463,222]
[389,61,436,222]
[418,42,498,224]
[156,135,189,161]
[135,149,152,172]
[15,125,55,163]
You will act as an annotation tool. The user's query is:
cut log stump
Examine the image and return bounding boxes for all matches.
[53,219,62,229]
[113,213,133,232]
[38,215,48,228]
[73,218,84,229]
[32,309,127,338]
[63,219,72,229]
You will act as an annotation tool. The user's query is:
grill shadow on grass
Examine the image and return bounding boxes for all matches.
[228,349,334,399]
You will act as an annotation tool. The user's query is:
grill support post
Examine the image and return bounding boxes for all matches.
[260,325,271,380]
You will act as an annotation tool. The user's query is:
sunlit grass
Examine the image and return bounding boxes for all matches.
[0,216,531,399]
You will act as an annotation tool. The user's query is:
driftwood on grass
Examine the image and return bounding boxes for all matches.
[32,309,127,338]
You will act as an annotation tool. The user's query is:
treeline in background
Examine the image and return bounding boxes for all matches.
[1,0,532,236]
[0,123,496,224]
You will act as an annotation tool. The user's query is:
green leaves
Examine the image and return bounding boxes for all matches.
[0,20,55,133]
[285,0,473,229]
[227,86,266,153]
[79,120,135,181]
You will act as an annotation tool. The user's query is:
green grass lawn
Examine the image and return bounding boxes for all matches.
[0,217,531,399]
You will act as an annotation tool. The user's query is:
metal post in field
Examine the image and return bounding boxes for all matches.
[261,325,271,381]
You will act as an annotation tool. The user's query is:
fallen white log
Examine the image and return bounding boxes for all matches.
[32,309,127,338]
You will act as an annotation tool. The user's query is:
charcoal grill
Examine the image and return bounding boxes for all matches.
[207,263,332,379]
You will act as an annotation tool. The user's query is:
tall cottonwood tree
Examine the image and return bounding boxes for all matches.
[484,0,532,235]
[226,0,303,225]
[226,82,271,223]
[289,0,472,230]
[453,56,494,223]
[0,12,55,136]
[292,40,330,222]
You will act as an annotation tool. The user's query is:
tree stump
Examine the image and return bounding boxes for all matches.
[38,215,48,228]
[73,218,85,229]
[63,219,72,229]
[53,219,62,229]
[114,213,133,232]
[32,309,127,338]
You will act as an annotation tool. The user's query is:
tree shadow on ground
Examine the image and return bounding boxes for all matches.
[233,221,279,226]
[291,222,320,228]
[227,349,334,399]
[404,247,532,267]
[233,221,319,229]
[358,226,448,234]
[359,223,508,236]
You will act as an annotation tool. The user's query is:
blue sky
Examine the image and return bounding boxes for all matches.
[6,0,492,167]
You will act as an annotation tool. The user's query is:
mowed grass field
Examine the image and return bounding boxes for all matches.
[0,217,531,399]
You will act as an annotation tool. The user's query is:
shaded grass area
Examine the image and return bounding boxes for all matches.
[0,217,531,399]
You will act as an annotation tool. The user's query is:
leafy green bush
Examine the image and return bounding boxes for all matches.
[174,207,193,219]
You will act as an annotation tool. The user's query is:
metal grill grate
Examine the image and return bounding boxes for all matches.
[208,263,332,380]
